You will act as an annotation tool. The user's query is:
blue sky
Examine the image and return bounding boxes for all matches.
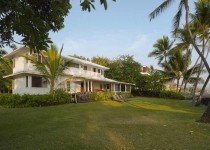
[49,0,195,68]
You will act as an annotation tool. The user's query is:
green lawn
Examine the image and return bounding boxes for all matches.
[0,98,210,150]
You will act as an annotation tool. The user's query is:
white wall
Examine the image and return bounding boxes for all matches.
[13,76,50,95]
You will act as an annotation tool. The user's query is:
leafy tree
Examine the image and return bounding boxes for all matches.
[0,56,12,93]
[91,56,110,67]
[136,72,166,92]
[0,49,7,57]
[105,55,141,83]
[148,36,174,64]
[0,0,115,51]
[24,44,71,95]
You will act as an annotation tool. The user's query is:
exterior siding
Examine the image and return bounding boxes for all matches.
[13,76,50,94]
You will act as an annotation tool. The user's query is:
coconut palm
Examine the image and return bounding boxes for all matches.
[150,0,210,123]
[24,44,71,95]
[148,36,174,64]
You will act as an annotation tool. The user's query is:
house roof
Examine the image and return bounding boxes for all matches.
[4,46,109,70]
[4,71,134,85]
[63,55,109,70]
[3,46,29,59]
[71,74,135,85]
[3,71,45,79]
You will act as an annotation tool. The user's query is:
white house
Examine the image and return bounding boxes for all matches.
[4,47,134,95]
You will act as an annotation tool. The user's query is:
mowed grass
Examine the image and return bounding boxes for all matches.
[0,98,210,150]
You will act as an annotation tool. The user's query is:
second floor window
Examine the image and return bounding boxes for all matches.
[83,66,87,70]
[70,63,79,68]
[93,68,96,72]
[98,69,100,73]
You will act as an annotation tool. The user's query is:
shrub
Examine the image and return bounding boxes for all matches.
[53,89,71,105]
[90,92,113,101]
[131,89,185,100]
[0,90,71,108]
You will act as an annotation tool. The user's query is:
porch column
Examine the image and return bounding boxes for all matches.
[87,80,89,92]
[90,81,93,92]
[113,84,115,92]
[84,80,86,92]
[120,84,121,92]
[125,85,127,92]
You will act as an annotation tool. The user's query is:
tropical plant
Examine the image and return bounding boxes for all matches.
[149,0,210,124]
[148,36,174,64]
[0,57,12,93]
[24,44,71,96]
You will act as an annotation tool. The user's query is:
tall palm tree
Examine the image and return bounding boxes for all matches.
[24,44,71,95]
[148,36,174,64]
[150,0,210,123]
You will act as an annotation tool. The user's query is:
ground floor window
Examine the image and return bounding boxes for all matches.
[126,85,131,92]
[66,81,71,92]
[31,76,47,88]
[115,84,120,91]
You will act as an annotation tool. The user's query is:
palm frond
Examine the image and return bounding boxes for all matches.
[149,0,175,21]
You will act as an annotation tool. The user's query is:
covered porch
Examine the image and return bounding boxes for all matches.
[64,77,133,93]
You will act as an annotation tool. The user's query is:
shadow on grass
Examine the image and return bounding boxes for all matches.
[125,101,196,114]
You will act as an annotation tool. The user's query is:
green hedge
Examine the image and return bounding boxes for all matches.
[0,89,70,108]
[132,89,185,100]
[90,92,114,101]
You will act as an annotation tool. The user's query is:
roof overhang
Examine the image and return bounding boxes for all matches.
[3,71,45,79]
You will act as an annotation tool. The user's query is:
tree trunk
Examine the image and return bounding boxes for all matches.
[176,79,180,93]
[197,102,210,123]
[195,75,210,106]
[50,81,55,97]
[179,79,184,93]
[184,56,200,93]
[184,2,210,74]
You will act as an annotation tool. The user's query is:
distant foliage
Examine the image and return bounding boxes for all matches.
[132,89,185,100]
[90,92,113,101]
[136,72,166,92]
[0,89,70,108]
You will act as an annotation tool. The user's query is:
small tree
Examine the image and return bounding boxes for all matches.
[24,44,71,96]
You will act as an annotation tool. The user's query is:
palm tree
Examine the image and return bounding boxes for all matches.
[24,44,71,95]
[148,36,174,64]
[149,0,210,123]
[160,49,186,92]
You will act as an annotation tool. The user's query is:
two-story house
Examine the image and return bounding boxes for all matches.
[4,47,134,94]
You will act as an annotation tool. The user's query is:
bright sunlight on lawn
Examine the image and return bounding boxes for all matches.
[0,98,210,150]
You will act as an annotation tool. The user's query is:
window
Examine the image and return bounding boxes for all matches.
[70,63,79,68]
[66,81,71,92]
[83,66,87,70]
[31,76,47,88]
[26,76,28,87]
[93,68,96,72]
[98,69,100,73]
